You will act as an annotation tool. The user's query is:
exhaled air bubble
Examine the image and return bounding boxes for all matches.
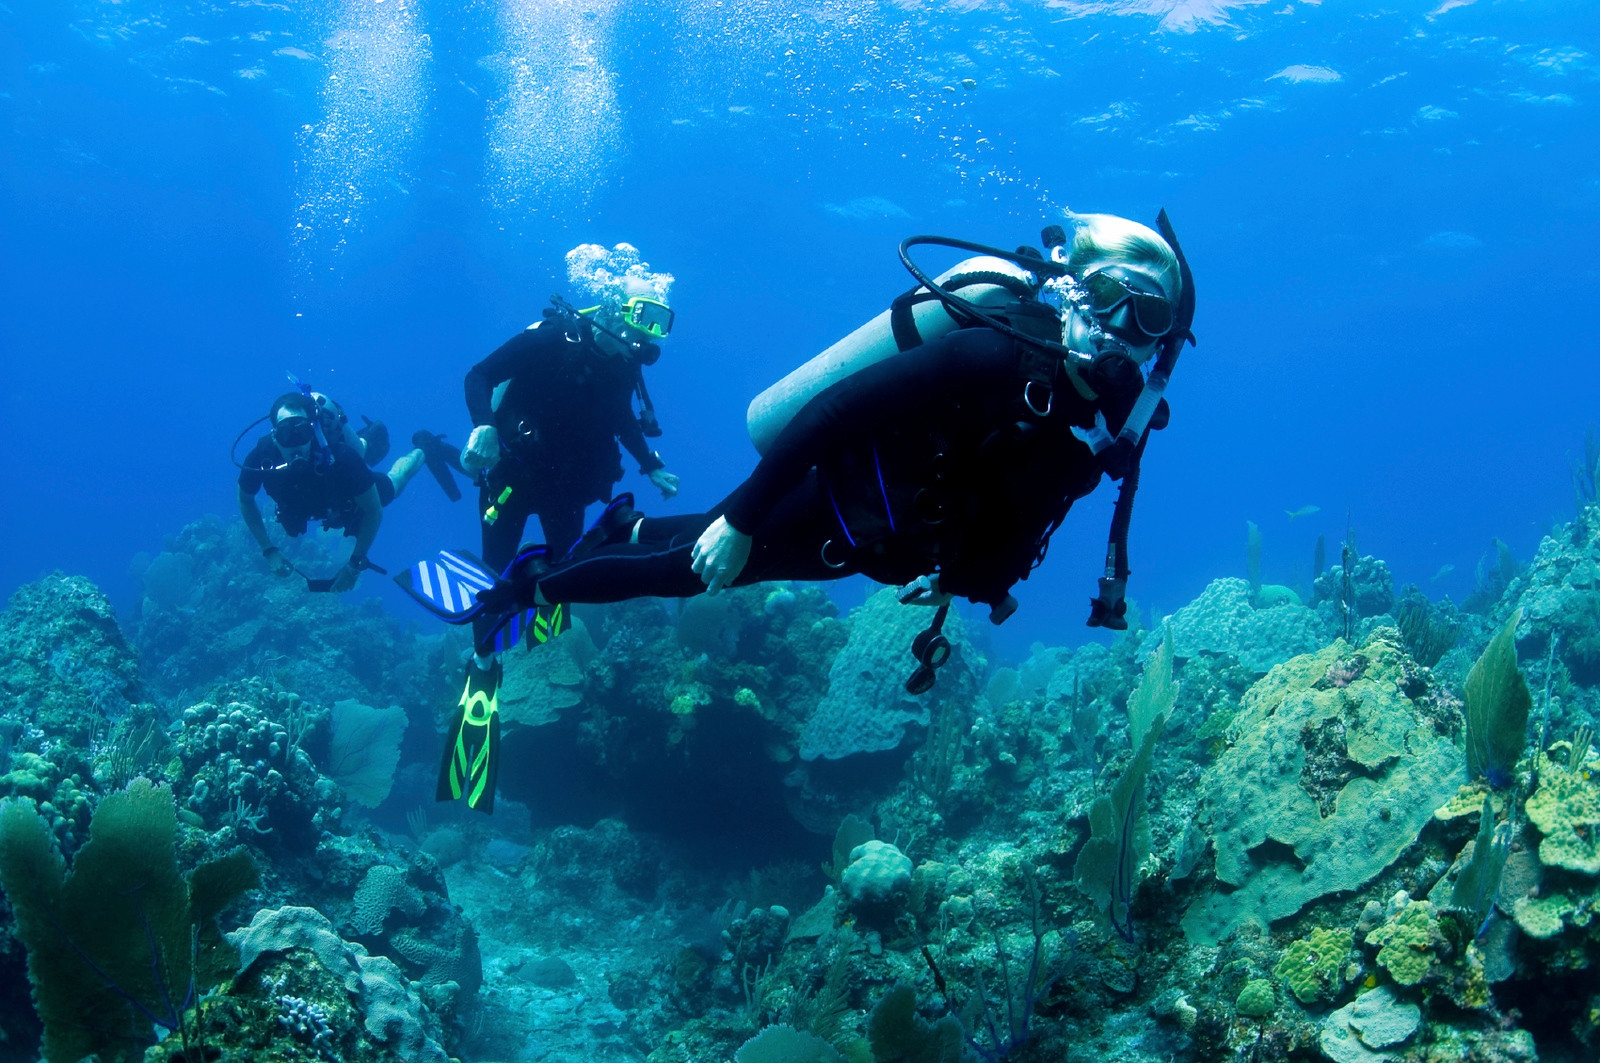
[291,0,429,276]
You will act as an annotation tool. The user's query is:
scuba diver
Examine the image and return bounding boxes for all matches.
[438,242,682,812]
[236,383,465,593]
[404,214,1194,814]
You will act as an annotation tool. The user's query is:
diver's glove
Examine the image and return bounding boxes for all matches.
[262,546,294,578]
[460,425,502,475]
[897,574,953,608]
[647,467,680,499]
[691,517,752,594]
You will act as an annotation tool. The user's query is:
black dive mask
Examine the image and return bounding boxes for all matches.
[272,416,316,448]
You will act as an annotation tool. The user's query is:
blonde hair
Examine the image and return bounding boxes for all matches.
[1064,213,1181,303]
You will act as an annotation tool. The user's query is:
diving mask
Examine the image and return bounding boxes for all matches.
[272,416,316,448]
[621,295,674,339]
[1082,267,1174,340]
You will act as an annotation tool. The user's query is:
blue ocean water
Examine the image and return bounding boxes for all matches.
[1,0,1596,656]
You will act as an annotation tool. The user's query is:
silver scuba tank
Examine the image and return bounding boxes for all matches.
[746,256,1040,455]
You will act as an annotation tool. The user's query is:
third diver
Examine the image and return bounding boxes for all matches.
[238,384,464,593]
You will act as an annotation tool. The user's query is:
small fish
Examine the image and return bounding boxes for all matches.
[1285,505,1320,522]
[1430,564,1456,582]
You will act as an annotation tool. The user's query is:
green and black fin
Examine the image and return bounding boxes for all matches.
[529,603,570,646]
[437,660,502,814]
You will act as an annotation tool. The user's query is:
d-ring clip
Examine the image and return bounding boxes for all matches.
[820,539,849,570]
[1023,381,1053,418]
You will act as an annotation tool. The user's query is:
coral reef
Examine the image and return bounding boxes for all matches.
[221,905,452,1063]
[800,587,980,762]
[0,571,477,1062]
[1506,503,1600,684]
[0,573,143,740]
[131,516,458,712]
[12,499,1600,1063]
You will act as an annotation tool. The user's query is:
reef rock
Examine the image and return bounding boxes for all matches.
[799,588,979,761]
[1504,504,1600,685]
[0,573,143,737]
[498,619,595,728]
[1164,577,1328,674]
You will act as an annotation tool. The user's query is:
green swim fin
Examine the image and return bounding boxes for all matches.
[437,660,502,814]
[529,603,570,645]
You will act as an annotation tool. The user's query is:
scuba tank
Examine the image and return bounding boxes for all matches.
[746,255,1041,455]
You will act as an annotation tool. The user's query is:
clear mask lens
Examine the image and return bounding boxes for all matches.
[1083,270,1174,339]
[624,297,674,339]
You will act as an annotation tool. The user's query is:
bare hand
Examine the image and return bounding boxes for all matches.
[690,517,752,595]
[647,468,680,499]
[263,547,294,578]
[897,574,952,608]
[329,563,361,593]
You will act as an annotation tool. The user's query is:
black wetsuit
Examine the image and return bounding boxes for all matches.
[528,327,1158,613]
[465,315,663,614]
[238,439,392,537]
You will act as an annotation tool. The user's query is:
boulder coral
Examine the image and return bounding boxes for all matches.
[1182,631,1466,944]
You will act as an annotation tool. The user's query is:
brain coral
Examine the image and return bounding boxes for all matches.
[1182,632,1465,944]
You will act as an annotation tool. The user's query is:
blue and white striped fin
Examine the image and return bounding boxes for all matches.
[396,549,497,623]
